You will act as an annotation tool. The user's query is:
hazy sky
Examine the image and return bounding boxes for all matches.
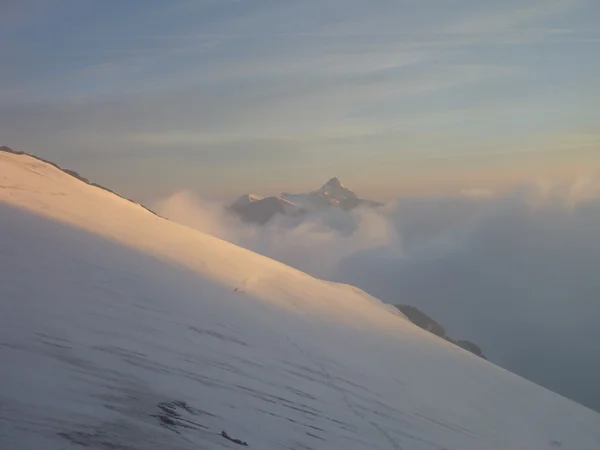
[2,0,599,201]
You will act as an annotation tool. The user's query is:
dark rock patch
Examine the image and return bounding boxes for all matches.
[221,430,248,446]
[395,304,487,359]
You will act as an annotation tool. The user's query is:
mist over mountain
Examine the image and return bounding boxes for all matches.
[229,177,382,224]
[157,178,600,413]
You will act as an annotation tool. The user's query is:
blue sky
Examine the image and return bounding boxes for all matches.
[1,0,599,201]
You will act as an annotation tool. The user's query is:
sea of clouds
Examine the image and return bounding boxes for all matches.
[155,179,600,412]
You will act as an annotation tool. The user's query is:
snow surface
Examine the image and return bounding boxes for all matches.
[1,151,600,450]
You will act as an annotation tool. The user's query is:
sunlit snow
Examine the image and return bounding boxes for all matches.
[1,151,599,450]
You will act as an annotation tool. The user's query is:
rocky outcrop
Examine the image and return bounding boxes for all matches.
[395,304,486,359]
[229,196,302,225]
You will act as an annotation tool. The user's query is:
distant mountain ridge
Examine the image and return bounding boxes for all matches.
[230,177,382,224]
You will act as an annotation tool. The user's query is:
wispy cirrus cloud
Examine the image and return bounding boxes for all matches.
[446,0,584,36]
[2,0,598,199]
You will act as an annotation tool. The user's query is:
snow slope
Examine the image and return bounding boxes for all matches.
[1,150,599,450]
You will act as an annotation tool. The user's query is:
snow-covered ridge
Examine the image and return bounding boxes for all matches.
[0,145,160,217]
[1,148,600,449]
[0,150,399,324]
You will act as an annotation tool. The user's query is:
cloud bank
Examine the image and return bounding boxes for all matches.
[155,180,600,413]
